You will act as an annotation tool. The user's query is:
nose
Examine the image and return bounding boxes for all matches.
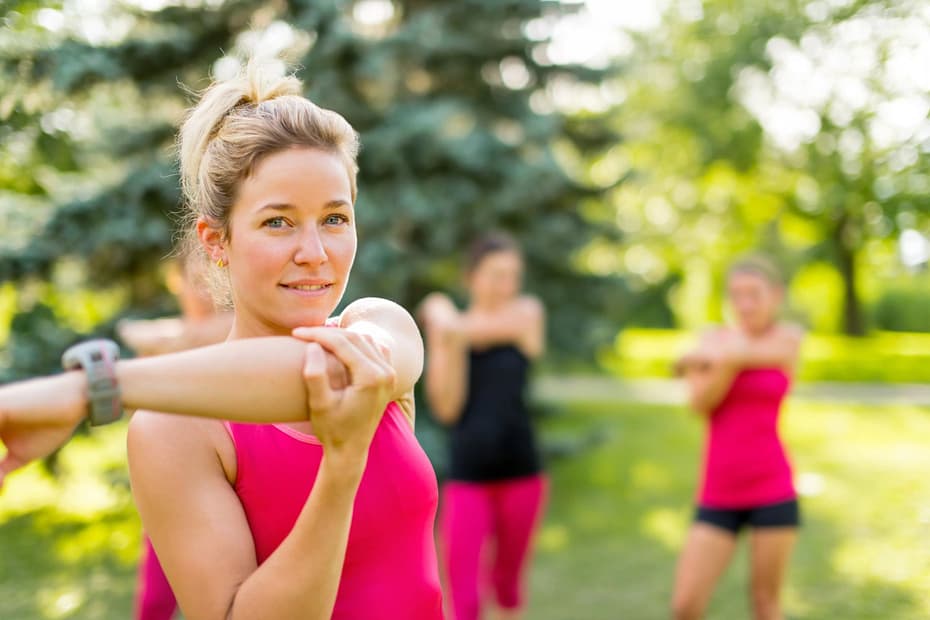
[293,226,328,266]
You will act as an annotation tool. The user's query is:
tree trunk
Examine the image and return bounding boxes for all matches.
[834,216,866,336]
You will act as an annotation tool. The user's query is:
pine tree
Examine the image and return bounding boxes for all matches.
[1,0,629,379]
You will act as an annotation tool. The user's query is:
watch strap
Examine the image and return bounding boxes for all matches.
[61,339,123,426]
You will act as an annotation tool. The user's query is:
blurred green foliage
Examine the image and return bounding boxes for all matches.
[0,0,643,378]
[587,0,930,335]
[2,0,929,381]
[606,328,930,383]
[872,282,930,333]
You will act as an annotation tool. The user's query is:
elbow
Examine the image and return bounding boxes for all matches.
[430,403,462,426]
[427,391,462,425]
[688,393,714,415]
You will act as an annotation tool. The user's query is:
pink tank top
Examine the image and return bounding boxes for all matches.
[699,368,796,508]
[225,402,444,619]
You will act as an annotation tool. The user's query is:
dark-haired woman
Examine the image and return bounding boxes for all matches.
[421,233,547,620]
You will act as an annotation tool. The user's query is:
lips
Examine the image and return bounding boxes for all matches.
[280,280,334,296]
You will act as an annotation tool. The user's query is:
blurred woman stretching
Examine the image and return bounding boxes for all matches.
[672,256,804,620]
[420,233,547,620]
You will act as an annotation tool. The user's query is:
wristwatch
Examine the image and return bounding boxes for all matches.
[61,339,124,426]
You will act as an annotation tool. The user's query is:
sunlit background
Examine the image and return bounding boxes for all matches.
[1,0,929,618]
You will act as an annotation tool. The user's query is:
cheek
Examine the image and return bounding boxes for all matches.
[231,236,288,281]
[328,233,357,272]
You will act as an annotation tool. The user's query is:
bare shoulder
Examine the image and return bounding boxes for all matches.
[129,409,212,448]
[698,324,729,344]
[774,322,805,344]
[128,411,232,479]
[776,322,805,341]
[516,295,544,319]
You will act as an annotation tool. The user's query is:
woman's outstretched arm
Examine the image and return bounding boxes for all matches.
[0,296,422,486]
[463,295,545,358]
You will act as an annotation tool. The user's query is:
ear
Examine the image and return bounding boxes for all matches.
[772,284,786,306]
[197,218,226,264]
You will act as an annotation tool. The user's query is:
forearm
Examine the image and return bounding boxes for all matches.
[179,314,234,351]
[228,453,365,620]
[463,314,524,348]
[463,302,544,358]
[687,364,737,414]
[425,337,467,425]
[731,338,797,370]
[117,337,310,423]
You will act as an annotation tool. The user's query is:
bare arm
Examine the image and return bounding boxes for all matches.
[419,294,469,426]
[0,297,413,484]
[116,337,313,422]
[677,324,803,415]
[677,330,738,415]
[727,323,803,372]
[464,296,545,359]
[682,360,738,416]
[120,296,423,423]
[117,313,234,356]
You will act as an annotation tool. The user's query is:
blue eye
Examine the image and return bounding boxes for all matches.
[325,214,349,226]
[264,216,287,228]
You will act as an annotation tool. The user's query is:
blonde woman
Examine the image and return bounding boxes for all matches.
[0,64,443,620]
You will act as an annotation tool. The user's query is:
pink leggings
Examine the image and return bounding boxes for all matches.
[439,475,548,620]
[134,536,177,620]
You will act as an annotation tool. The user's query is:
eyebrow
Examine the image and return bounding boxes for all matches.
[256,200,351,213]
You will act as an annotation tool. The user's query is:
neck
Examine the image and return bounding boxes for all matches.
[739,320,776,339]
[226,314,296,341]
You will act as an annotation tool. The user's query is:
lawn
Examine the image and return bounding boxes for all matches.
[1,398,929,619]
[529,400,930,620]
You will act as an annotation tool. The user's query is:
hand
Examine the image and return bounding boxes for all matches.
[292,328,395,461]
[675,350,713,375]
[0,374,86,490]
[289,331,350,391]
[418,293,464,343]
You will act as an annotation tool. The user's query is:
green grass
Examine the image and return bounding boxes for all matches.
[602,328,930,383]
[529,400,930,620]
[2,400,929,619]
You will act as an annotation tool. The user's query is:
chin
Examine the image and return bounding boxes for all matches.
[289,311,333,328]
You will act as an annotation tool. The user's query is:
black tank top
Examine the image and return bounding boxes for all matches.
[448,344,542,482]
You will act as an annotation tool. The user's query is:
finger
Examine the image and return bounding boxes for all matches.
[303,330,386,388]
[292,326,332,341]
[325,351,350,390]
[303,343,335,412]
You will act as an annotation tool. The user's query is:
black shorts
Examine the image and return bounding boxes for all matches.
[695,499,800,535]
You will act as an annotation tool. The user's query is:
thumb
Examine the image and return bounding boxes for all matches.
[303,343,335,413]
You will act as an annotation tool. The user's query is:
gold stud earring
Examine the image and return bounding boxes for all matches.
[216,258,225,268]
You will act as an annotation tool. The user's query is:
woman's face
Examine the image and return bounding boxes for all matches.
[468,249,523,308]
[206,147,357,336]
[727,270,782,333]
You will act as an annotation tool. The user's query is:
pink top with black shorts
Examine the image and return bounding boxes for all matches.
[699,368,796,509]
